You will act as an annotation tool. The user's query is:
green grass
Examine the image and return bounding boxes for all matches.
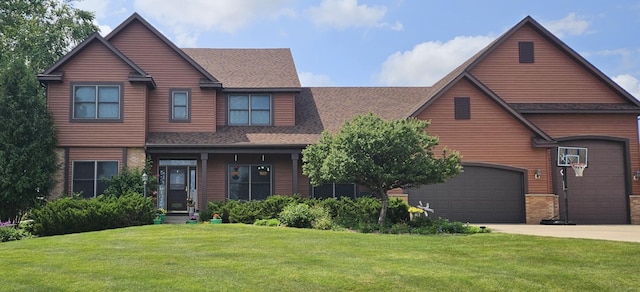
[1,224,639,291]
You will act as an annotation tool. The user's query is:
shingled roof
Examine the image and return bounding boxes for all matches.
[146,87,430,147]
[182,48,301,89]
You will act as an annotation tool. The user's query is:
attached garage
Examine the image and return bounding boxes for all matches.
[554,139,629,224]
[407,165,525,223]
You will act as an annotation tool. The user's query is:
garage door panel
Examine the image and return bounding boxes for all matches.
[555,139,628,224]
[408,166,524,223]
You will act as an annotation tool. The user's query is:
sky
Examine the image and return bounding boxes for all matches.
[72,0,640,99]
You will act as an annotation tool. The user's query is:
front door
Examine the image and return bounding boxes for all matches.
[167,166,188,212]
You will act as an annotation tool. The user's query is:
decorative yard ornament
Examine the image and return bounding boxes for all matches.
[416,201,434,217]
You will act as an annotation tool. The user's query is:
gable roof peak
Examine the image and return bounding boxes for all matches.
[106,12,221,86]
[38,32,153,88]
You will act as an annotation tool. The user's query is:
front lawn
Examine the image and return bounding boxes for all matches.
[1,224,638,291]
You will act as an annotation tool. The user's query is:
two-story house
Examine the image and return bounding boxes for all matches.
[39,13,640,224]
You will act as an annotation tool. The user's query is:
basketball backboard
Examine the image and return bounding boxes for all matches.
[557,146,588,167]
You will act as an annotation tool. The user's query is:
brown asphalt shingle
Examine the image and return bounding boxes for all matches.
[181,48,301,88]
[147,87,431,146]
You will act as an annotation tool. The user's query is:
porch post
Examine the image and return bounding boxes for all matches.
[291,153,299,194]
[200,152,208,211]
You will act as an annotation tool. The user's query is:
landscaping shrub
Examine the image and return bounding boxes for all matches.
[226,200,261,224]
[253,218,281,227]
[0,227,32,242]
[386,222,410,234]
[310,205,333,230]
[29,193,154,236]
[266,218,281,227]
[202,195,486,235]
[386,199,410,223]
[279,203,315,228]
[259,195,301,219]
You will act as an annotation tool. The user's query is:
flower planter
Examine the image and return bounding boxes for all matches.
[186,220,198,224]
[159,214,166,223]
[153,218,162,224]
[210,218,222,224]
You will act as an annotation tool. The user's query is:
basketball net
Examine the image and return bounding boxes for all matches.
[570,163,586,177]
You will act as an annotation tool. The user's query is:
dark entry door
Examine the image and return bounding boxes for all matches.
[167,166,188,212]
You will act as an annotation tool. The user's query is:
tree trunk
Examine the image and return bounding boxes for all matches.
[377,190,389,225]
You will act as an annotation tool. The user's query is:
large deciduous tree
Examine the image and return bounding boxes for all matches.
[302,113,462,224]
[0,0,97,73]
[0,60,57,223]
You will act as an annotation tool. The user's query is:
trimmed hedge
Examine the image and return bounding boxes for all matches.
[205,195,409,227]
[29,192,154,236]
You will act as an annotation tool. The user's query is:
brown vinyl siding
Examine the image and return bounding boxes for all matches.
[274,156,293,194]
[47,41,147,147]
[206,156,228,202]
[471,25,623,104]
[216,95,227,126]
[108,20,216,132]
[66,147,124,195]
[273,93,295,126]
[415,79,549,194]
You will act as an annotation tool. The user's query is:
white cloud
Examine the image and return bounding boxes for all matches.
[376,35,494,86]
[542,13,590,38]
[307,0,400,30]
[97,23,113,36]
[72,0,111,19]
[133,0,294,46]
[613,74,640,100]
[299,72,335,87]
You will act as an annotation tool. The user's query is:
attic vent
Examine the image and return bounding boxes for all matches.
[519,41,534,63]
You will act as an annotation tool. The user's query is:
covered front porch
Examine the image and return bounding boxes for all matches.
[148,147,307,214]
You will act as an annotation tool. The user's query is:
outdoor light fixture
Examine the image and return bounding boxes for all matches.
[534,169,542,180]
[142,173,148,197]
[634,170,640,181]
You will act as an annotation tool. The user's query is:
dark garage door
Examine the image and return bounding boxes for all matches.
[554,139,628,224]
[407,165,525,223]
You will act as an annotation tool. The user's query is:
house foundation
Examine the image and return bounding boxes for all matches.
[630,195,640,224]
[525,194,558,224]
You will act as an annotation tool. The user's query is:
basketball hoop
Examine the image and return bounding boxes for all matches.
[570,163,586,177]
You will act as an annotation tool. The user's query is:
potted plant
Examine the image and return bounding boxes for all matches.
[210,213,222,224]
[153,215,162,224]
[186,214,198,224]
[257,165,270,176]
[156,208,167,223]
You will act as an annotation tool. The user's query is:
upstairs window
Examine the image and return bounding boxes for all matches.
[228,94,271,125]
[519,41,534,63]
[171,89,190,122]
[454,97,470,120]
[72,84,121,120]
[72,161,118,198]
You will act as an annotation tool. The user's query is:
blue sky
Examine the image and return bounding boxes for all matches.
[73,0,640,98]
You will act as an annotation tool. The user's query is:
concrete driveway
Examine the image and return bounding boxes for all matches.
[482,224,640,243]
